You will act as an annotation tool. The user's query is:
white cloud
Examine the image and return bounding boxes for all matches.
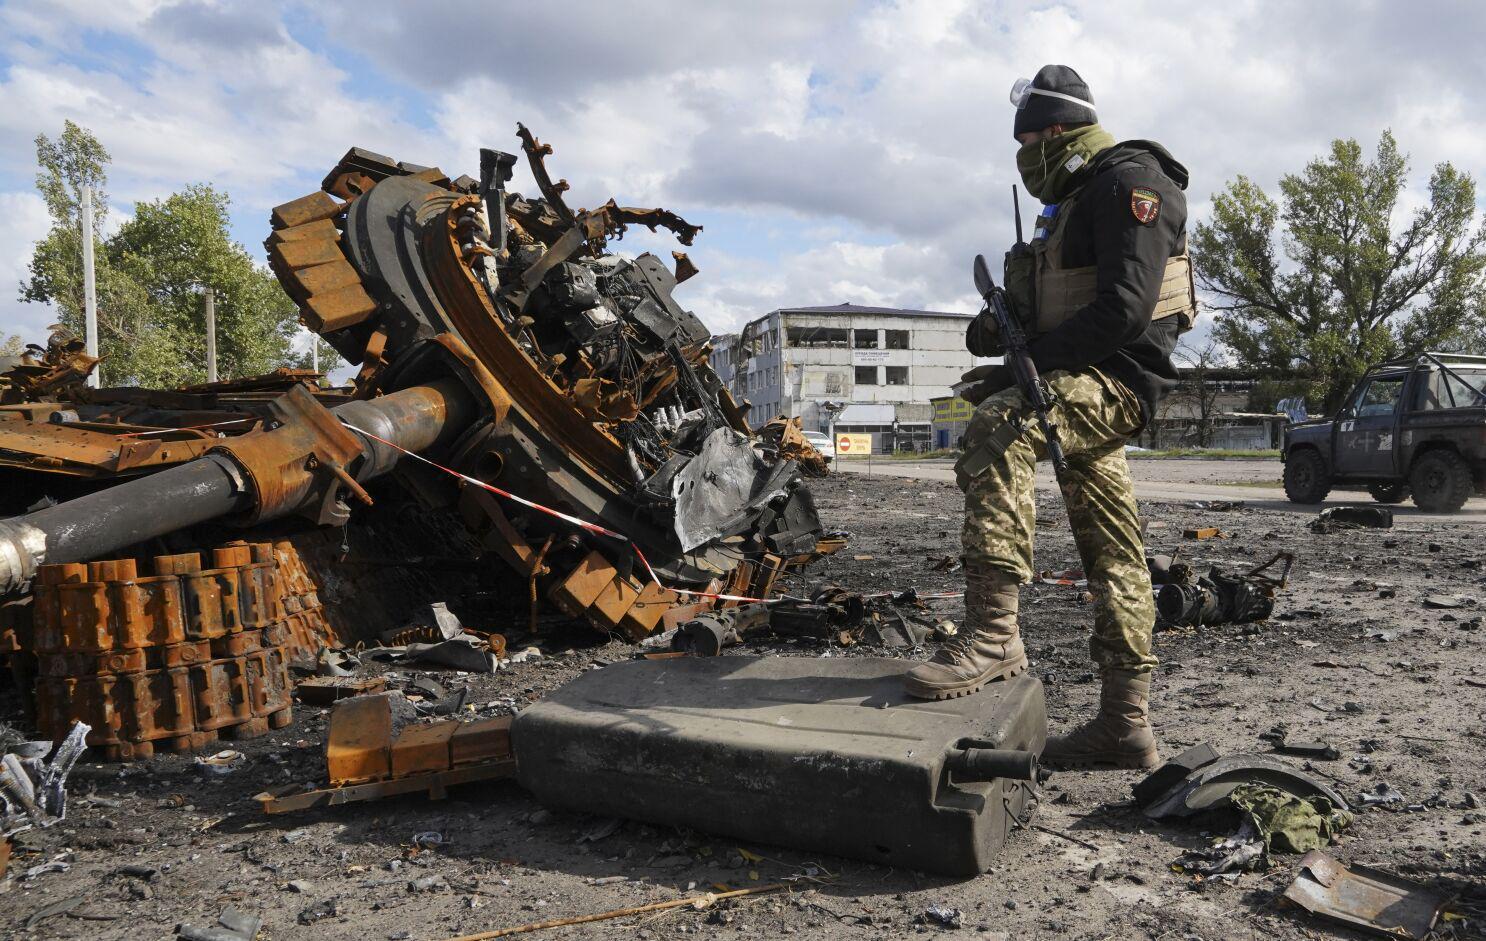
[0,0,1482,357]
[0,191,60,343]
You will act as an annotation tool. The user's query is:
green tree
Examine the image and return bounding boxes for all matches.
[1,335,25,356]
[109,185,303,383]
[1193,131,1486,412]
[20,122,310,386]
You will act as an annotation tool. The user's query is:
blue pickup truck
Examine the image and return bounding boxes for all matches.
[1282,353,1486,513]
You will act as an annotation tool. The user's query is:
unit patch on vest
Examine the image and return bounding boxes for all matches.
[1131,187,1161,225]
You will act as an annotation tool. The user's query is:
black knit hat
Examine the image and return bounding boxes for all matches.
[1012,65,1097,139]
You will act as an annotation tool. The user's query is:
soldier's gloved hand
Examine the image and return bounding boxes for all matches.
[958,364,1014,405]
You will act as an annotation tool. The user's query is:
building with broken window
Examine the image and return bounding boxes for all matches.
[712,304,991,453]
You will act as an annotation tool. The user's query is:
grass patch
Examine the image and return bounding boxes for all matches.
[1214,479,1285,488]
[1126,448,1280,460]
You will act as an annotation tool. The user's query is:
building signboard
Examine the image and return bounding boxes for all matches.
[933,397,973,421]
[852,350,891,365]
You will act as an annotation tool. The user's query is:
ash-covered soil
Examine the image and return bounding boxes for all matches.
[2,472,1483,940]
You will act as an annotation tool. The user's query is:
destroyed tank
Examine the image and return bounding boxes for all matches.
[0,126,830,639]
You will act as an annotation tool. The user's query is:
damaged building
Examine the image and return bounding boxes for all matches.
[711,304,990,451]
[0,125,837,761]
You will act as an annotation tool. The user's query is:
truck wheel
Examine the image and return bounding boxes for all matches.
[1367,482,1410,504]
[1410,449,1473,513]
[1283,449,1331,504]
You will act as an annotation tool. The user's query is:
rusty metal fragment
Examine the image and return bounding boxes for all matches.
[257,125,823,635]
[0,329,98,405]
[671,251,699,284]
[758,415,829,477]
[260,692,513,814]
[26,542,331,760]
[1282,850,1453,939]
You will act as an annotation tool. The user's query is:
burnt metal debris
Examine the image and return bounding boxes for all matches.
[1,721,88,837]
[0,126,827,630]
[1309,505,1394,533]
[1155,551,1294,628]
[0,125,834,763]
[1136,744,1350,821]
[0,332,99,406]
[24,542,318,760]
[667,586,943,655]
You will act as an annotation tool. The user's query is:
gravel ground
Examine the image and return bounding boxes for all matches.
[1,471,1483,940]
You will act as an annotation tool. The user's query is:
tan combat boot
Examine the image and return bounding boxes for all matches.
[1041,669,1159,770]
[904,563,1028,700]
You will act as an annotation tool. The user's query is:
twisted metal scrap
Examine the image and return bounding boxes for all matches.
[1,721,90,836]
[514,124,702,254]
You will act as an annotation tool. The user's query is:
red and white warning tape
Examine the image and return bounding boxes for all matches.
[339,421,962,606]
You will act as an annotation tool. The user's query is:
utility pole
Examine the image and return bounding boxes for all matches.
[81,185,99,387]
[311,332,319,374]
[204,287,217,383]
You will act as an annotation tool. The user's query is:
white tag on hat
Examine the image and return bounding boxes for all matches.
[1064,153,1086,173]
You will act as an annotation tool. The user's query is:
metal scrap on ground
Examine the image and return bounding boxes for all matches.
[1155,552,1294,628]
[1282,850,1453,940]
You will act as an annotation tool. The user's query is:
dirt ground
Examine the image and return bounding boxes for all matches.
[2,469,1484,940]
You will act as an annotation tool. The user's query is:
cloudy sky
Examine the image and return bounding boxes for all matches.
[1,0,1482,359]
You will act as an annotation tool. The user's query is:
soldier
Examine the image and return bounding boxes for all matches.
[904,65,1196,771]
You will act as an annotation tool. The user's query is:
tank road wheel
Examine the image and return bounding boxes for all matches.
[1367,481,1410,504]
[1283,448,1331,504]
[1410,449,1472,513]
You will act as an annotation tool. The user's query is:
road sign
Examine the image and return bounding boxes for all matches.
[835,432,872,456]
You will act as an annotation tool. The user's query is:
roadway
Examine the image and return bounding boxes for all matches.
[836,456,1486,523]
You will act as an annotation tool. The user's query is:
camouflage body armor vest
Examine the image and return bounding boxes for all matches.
[1003,186,1197,337]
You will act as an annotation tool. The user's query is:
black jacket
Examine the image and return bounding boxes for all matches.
[973,141,1189,426]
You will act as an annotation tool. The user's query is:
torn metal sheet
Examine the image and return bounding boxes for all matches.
[671,428,792,552]
[1,721,89,836]
[1283,850,1452,939]
[404,634,499,673]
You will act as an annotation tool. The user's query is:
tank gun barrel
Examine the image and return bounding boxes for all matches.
[0,378,475,596]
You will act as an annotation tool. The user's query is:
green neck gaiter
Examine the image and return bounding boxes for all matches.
[1016,124,1117,204]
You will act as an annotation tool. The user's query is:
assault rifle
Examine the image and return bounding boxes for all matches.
[971,185,1069,480]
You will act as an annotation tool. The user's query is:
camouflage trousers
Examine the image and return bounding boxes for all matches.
[955,368,1157,672]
